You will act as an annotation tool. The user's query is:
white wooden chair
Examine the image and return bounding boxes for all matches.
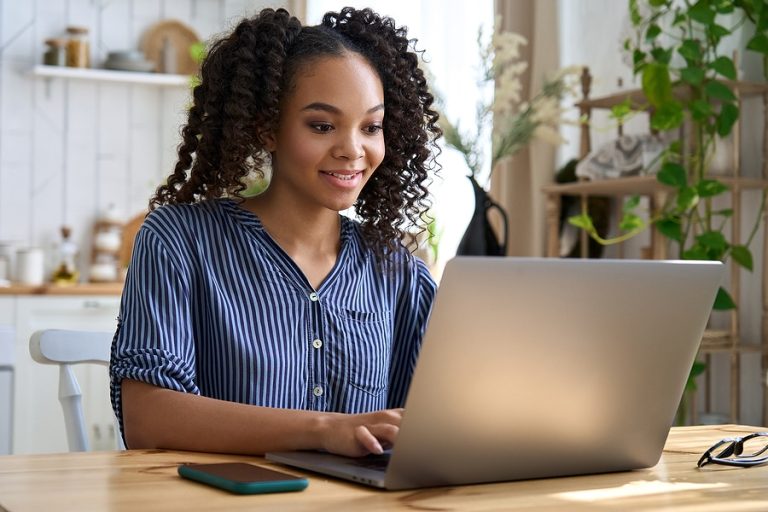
[29,329,124,452]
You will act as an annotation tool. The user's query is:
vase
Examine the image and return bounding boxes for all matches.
[456,175,508,256]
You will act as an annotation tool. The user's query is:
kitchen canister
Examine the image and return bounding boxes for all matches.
[0,244,12,283]
[16,248,45,286]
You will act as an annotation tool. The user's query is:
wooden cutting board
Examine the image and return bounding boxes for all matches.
[141,19,201,75]
[119,212,147,269]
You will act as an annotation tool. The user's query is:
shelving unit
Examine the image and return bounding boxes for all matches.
[542,67,768,425]
[32,64,190,87]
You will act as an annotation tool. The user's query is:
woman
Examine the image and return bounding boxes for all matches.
[110,6,441,457]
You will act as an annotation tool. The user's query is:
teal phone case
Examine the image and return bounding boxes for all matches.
[178,463,309,494]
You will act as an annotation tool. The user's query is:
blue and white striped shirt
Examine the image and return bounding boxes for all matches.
[109,199,436,430]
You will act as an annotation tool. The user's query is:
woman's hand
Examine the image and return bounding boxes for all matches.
[319,408,404,457]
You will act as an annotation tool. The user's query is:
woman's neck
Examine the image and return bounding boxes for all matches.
[242,193,341,262]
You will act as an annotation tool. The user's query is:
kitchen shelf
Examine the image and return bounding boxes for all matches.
[32,65,190,87]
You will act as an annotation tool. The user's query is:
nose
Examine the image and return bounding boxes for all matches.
[332,131,364,160]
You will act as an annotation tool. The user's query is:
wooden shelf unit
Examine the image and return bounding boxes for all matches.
[543,67,768,425]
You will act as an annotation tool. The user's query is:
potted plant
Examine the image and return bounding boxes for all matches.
[568,0,768,424]
[570,0,768,307]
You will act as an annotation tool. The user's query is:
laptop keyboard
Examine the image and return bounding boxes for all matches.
[350,452,391,470]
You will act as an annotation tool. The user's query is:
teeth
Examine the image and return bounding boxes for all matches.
[327,172,355,180]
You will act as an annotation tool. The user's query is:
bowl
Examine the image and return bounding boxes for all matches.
[104,58,156,73]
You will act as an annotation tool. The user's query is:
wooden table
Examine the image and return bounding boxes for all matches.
[1,425,767,511]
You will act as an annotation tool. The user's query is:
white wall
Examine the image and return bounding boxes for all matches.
[558,0,766,426]
[0,0,285,278]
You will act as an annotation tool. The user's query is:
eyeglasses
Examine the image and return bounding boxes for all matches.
[697,432,768,468]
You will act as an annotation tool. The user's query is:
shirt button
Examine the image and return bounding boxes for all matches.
[312,339,323,349]
[313,386,324,397]
[309,292,319,302]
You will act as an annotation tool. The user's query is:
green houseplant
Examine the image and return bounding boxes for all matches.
[567,0,768,424]
[570,0,768,310]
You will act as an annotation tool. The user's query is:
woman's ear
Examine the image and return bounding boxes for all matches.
[260,131,276,152]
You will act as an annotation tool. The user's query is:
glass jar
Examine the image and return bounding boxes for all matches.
[43,38,67,66]
[52,226,79,285]
[65,26,90,68]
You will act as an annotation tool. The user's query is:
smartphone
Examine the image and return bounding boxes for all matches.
[178,462,309,494]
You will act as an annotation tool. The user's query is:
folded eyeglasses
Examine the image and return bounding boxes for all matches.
[697,432,768,468]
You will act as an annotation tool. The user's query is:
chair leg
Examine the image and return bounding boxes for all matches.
[59,365,89,452]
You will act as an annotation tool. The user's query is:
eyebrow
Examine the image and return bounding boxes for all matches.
[300,102,385,115]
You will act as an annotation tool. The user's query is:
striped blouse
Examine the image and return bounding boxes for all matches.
[109,199,436,431]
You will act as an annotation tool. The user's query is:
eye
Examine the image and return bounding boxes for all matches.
[364,124,383,135]
[309,122,333,133]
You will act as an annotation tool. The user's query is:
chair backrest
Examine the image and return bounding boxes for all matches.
[29,329,123,452]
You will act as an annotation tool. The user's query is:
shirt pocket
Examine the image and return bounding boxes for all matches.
[328,306,392,398]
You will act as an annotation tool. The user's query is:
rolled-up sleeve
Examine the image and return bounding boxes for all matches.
[109,219,197,432]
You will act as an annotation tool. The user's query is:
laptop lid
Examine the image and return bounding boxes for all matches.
[268,257,724,490]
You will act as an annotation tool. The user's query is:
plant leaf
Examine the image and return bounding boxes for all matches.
[651,47,674,64]
[689,0,716,25]
[642,62,673,106]
[646,23,662,41]
[568,213,594,231]
[713,208,733,217]
[651,101,684,130]
[633,48,647,67]
[679,39,702,62]
[710,56,737,79]
[731,245,754,271]
[657,217,683,242]
[709,23,731,38]
[683,244,708,260]
[620,212,644,231]
[685,360,707,392]
[705,80,737,102]
[610,98,634,121]
[681,67,705,85]
[717,102,740,137]
[713,287,737,310]
[629,0,642,25]
[697,179,729,197]
[657,161,687,187]
[677,186,700,211]
[697,231,729,256]
[747,33,768,54]
[691,99,713,122]
[623,195,641,212]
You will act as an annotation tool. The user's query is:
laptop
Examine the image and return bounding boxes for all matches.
[267,257,724,490]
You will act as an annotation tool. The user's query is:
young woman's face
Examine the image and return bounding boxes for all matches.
[265,53,386,213]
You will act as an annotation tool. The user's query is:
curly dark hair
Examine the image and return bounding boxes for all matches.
[150,7,441,262]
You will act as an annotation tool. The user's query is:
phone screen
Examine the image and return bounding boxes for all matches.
[178,462,309,494]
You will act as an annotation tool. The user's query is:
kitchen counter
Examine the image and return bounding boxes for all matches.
[0,282,123,296]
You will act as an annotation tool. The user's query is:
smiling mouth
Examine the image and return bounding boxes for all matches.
[321,171,363,180]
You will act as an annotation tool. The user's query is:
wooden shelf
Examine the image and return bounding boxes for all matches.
[700,330,763,353]
[32,65,190,87]
[577,79,768,110]
[542,175,768,197]
[547,68,768,426]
